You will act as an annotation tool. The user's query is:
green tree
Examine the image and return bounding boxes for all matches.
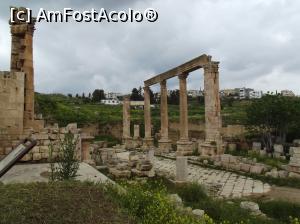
[246,94,300,151]
[92,89,105,102]
[130,88,143,101]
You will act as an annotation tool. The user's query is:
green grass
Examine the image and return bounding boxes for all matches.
[94,135,121,147]
[35,93,248,127]
[0,181,134,224]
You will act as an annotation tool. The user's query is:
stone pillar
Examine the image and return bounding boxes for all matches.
[10,7,36,128]
[176,73,193,156]
[200,61,223,156]
[122,96,132,149]
[158,80,172,153]
[142,86,153,149]
[133,125,140,139]
[176,156,188,182]
[132,124,142,148]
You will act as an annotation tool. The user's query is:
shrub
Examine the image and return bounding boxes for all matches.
[107,181,214,224]
[177,183,208,203]
[49,133,79,181]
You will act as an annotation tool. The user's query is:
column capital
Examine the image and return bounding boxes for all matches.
[203,61,219,74]
[143,86,150,92]
[178,73,189,80]
[160,79,167,87]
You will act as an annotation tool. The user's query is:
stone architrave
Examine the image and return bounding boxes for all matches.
[122,96,132,149]
[176,73,193,156]
[10,7,36,128]
[142,86,154,149]
[176,156,188,182]
[200,61,222,156]
[158,80,172,153]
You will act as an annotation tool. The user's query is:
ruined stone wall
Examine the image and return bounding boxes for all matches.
[0,123,83,162]
[0,71,25,140]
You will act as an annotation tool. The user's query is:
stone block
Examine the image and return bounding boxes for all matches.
[250,165,265,174]
[31,146,40,153]
[33,153,42,161]
[252,142,261,151]
[274,144,284,154]
[176,156,188,182]
[240,163,251,172]
[220,154,231,163]
[39,146,49,153]
[5,147,12,154]
[20,153,32,161]
[33,134,49,140]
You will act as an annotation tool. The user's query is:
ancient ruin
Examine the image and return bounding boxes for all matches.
[0,7,92,163]
[142,55,222,156]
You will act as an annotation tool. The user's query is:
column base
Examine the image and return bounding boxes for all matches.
[199,141,218,157]
[176,140,193,156]
[142,138,154,151]
[132,137,143,149]
[158,139,172,154]
[123,137,133,150]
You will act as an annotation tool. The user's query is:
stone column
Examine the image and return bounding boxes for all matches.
[10,8,36,128]
[176,73,193,156]
[122,96,132,149]
[201,61,222,155]
[132,124,142,148]
[142,86,153,149]
[158,80,172,153]
[133,125,140,139]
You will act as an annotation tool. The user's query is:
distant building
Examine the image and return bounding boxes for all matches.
[239,87,254,99]
[220,89,239,97]
[281,90,295,97]
[187,90,203,98]
[249,90,263,99]
[105,92,122,99]
[101,98,121,105]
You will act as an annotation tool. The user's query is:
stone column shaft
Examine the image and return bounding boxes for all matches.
[203,62,222,142]
[144,86,152,139]
[122,96,131,139]
[160,80,169,140]
[178,73,189,141]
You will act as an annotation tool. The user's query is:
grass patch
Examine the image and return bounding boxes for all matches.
[94,135,121,147]
[0,181,133,224]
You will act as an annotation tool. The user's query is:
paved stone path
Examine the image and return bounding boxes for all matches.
[154,157,271,198]
[0,162,114,184]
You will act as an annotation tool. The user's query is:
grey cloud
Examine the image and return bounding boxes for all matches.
[0,0,300,95]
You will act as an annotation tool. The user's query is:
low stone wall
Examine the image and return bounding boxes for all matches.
[0,123,83,162]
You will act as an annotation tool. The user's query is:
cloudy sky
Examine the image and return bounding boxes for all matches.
[0,0,299,95]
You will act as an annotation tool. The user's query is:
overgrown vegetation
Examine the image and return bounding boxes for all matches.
[35,93,248,127]
[49,133,79,181]
[246,94,300,151]
[0,181,134,224]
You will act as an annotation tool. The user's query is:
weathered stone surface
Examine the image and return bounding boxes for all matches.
[250,165,265,174]
[168,194,183,207]
[252,142,261,151]
[176,156,188,182]
[192,209,205,218]
[240,201,260,215]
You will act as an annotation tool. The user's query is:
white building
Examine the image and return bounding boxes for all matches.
[187,90,203,98]
[281,90,295,97]
[105,92,122,99]
[239,87,254,99]
[249,90,263,99]
[101,98,121,105]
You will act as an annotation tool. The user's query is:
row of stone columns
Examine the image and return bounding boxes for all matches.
[123,61,222,155]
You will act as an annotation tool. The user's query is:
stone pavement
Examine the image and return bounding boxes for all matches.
[117,152,271,198]
[0,162,114,184]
